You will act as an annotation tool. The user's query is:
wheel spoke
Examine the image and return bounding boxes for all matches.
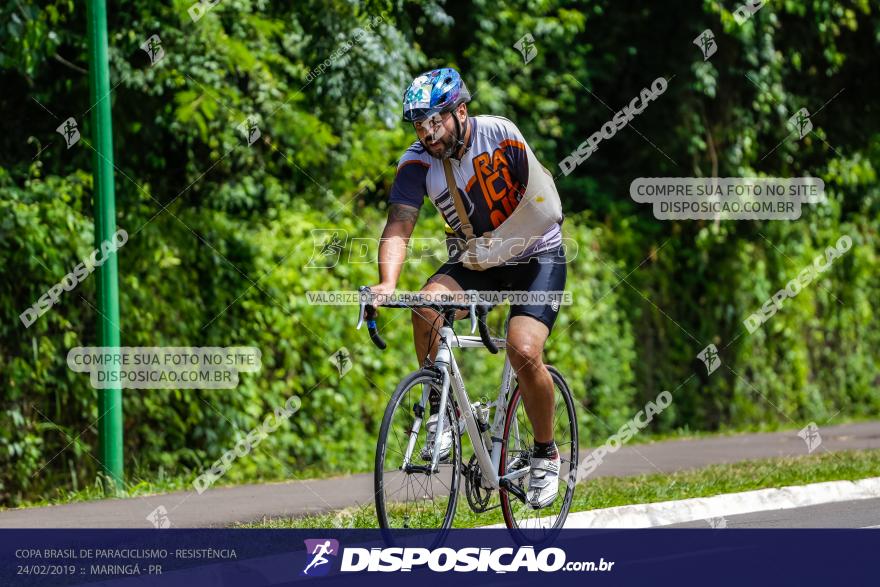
[377,374,459,538]
[502,374,576,544]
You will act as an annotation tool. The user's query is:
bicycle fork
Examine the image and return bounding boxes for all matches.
[399,328,461,474]
[399,362,451,474]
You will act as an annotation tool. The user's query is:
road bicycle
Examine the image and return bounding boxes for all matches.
[357,286,578,546]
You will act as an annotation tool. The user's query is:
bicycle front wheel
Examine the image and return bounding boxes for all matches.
[499,365,578,545]
[375,368,461,544]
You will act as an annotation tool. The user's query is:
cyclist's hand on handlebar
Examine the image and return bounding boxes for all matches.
[364,283,394,312]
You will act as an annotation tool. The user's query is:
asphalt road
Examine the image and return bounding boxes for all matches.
[659,496,880,528]
[1,421,878,529]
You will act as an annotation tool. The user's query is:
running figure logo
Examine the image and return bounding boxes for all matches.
[139,34,165,66]
[513,33,537,64]
[798,422,822,453]
[693,29,717,61]
[330,347,352,377]
[56,117,80,149]
[237,116,261,146]
[302,539,339,576]
[306,229,348,269]
[321,232,345,258]
[697,343,721,375]
[788,108,813,140]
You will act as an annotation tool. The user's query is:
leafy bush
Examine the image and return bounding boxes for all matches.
[1,0,878,506]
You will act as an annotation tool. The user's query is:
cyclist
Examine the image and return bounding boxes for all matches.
[367,68,566,509]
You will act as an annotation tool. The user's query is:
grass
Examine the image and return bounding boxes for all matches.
[4,463,351,510]
[7,413,877,510]
[240,448,880,529]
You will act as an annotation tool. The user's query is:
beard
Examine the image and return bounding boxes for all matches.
[419,129,457,160]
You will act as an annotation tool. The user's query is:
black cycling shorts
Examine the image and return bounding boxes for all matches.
[427,247,567,332]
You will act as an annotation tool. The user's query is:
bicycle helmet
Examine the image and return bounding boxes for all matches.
[402,68,471,122]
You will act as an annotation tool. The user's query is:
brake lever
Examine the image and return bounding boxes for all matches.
[356,286,369,330]
[466,289,478,334]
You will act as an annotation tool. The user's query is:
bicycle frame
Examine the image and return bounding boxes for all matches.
[401,320,531,493]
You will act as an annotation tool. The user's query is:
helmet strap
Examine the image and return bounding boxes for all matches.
[451,110,467,159]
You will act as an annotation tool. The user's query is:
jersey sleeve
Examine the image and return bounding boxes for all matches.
[389,150,429,209]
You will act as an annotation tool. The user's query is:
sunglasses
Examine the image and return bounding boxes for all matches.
[413,112,451,134]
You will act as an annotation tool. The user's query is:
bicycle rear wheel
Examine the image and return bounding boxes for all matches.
[375,368,461,546]
[499,365,578,545]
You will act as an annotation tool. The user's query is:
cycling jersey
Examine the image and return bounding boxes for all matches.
[389,115,562,260]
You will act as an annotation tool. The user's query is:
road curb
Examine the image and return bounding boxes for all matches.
[483,476,880,529]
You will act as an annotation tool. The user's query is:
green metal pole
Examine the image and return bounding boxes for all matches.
[86,0,123,493]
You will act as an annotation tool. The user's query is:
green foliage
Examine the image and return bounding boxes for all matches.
[0,0,878,506]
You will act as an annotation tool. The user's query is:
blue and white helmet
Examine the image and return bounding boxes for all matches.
[402,68,471,122]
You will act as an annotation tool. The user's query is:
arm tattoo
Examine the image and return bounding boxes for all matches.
[388,203,420,224]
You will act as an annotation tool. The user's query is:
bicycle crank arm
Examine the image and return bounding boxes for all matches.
[499,477,527,504]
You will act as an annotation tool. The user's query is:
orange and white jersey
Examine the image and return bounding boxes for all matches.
[390,115,562,258]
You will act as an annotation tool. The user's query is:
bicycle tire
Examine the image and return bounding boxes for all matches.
[499,365,578,546]
[375,368,461,546]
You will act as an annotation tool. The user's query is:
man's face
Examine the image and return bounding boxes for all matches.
[413,106,464,159]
